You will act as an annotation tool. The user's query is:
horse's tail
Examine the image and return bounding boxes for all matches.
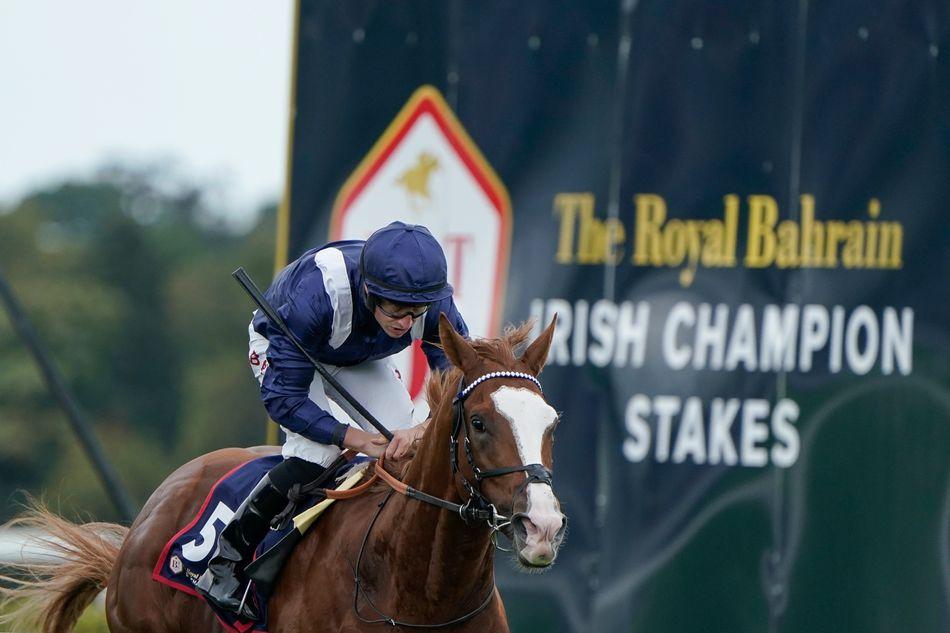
[0,499,129,633]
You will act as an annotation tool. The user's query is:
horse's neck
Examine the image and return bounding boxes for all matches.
[383,397,494,598]
[404,397,457,498]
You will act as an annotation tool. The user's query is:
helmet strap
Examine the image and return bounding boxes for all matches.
[362,283,378,313]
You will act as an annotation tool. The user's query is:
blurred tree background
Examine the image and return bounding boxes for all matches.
[0,164,277,523]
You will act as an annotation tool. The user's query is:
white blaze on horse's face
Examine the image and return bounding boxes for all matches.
[490,386,564,566]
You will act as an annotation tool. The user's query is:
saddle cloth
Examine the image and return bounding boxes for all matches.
[151,454,362,633]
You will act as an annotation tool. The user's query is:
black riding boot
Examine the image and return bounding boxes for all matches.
[195,474,287,621]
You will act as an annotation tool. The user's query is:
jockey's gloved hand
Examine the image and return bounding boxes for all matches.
[343,427,389,458]
[385,422,428,461]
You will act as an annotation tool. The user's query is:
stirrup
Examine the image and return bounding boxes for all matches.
[237,580,260,621]
[196,573,260,622]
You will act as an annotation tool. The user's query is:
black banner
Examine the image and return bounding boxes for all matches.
[285,2,950,631]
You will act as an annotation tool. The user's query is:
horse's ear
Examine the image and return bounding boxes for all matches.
[439,313,479,373]
[521,315,557,376]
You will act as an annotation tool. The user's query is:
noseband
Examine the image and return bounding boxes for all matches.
[451,371,555,526]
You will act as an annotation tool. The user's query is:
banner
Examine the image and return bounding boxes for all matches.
[285,2,950,630]
[327,86,511,415]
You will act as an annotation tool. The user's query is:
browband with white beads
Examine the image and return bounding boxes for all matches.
[455,371,542,402]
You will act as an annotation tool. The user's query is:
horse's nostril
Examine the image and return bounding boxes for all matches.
[513,516,528,541]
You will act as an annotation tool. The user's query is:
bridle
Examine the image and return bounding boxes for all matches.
[353,370,557,628]
[369,370,556,531]
[449,371,554,534]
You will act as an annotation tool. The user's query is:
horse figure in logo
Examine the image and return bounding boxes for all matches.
[0,316,566,632]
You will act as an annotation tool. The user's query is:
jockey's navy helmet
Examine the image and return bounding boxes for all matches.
[360,221,453,304]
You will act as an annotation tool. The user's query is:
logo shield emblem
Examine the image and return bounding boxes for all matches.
[330,86,512,415]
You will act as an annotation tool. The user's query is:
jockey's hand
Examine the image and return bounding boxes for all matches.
[385,421,428,461]
[343,427,389,459]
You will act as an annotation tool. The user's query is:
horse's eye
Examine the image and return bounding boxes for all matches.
[471,416,486,432]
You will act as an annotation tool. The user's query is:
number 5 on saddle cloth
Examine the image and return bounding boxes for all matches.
[153,454,370,632]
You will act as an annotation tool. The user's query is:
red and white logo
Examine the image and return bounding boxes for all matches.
[330,86,512,416]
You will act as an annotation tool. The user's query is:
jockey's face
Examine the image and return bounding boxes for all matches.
[373,297,429,338]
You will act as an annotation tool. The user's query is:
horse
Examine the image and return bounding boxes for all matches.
[0,315,566,632]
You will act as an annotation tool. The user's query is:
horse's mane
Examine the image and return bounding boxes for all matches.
[379,320,536,481]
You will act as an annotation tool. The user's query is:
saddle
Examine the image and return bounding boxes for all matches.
[152,454,370,632]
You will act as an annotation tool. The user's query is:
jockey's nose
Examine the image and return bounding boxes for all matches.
[396,314,413,329]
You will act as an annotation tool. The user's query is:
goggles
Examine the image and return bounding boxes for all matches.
[375,301,430,321]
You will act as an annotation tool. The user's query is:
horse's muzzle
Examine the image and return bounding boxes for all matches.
[510,484,566,569]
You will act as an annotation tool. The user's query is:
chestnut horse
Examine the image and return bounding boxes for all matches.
[0,316,566,632]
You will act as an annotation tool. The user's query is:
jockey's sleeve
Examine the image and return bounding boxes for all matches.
[258,278,350,446]
[421,299,469,371]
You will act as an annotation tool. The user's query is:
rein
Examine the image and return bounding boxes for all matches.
[373,458,501,525]
[349,370,554,628]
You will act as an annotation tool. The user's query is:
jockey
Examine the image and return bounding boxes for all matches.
[196,221,468,619]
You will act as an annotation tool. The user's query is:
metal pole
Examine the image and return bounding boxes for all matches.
[0,267,137,523]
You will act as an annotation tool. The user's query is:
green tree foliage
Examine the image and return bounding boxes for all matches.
[0,166,276,522]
